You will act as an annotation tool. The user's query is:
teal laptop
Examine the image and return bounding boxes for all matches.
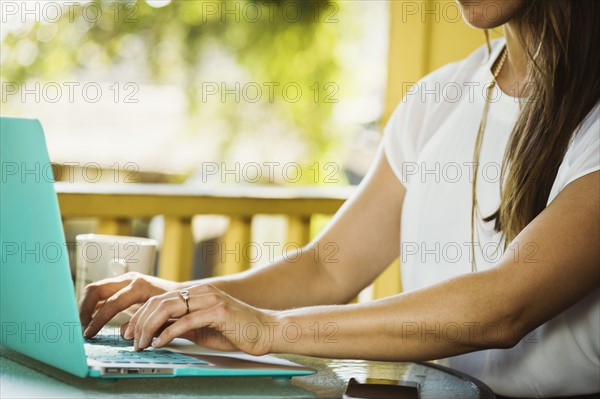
[0,116,315,379]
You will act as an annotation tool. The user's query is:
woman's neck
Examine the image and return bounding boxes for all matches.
[497,23,529,98]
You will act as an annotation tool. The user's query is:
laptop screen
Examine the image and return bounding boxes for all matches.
[1,117,89,377]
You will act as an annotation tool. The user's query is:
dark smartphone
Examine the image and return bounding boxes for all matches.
[343,377,420,399]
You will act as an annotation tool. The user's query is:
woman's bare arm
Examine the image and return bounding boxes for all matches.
[189,147,405,309]
[81,148,405,336]
[130,171,598,360]
[266,172,600,359]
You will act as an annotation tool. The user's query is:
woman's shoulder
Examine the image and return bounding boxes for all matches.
[565,103,600,164]
[418,38,504,88]
[549,103,600,201]
[387,38,505,132]
[565,103,600,161]
[383,39,507,179]
[575,103,600,138]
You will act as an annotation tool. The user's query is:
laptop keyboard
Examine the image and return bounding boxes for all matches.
[85,334,208,366]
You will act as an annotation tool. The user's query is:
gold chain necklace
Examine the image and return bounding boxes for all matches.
[470,46,508,272]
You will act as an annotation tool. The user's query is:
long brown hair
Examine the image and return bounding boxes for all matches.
[486,0,600,244]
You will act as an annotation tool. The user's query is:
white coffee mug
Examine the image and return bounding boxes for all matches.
[75,234,158,301]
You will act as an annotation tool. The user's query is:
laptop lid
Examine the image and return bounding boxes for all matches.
[1,117,89,377]
[1,118,316,380]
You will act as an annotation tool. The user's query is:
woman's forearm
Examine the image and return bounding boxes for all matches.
[179,150,403,312]
[269,268,518,360]
[259,174,599,360]
[182,241,351,310]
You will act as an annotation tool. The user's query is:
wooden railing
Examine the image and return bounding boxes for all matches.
[56,183,401,300]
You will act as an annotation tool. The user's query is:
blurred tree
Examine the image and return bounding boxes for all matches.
[1,0,344,180]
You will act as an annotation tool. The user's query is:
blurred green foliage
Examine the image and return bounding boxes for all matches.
[1,0,344,180]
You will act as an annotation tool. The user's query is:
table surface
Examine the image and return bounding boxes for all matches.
[1,346,495,398]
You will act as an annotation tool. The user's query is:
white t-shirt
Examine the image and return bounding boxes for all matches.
[383,38,600,397]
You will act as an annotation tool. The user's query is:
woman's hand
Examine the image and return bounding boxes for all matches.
[79,272,182,338]
[125,284,277,356]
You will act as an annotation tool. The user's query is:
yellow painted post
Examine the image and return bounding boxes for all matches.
[383,0,430,123]
[383,0,498,124]
[158,216,194,281]
[96,218,131,236]
[216,216,252,276]
[378,0,502,297]
[286,215,311,247]
[372,258,402,299]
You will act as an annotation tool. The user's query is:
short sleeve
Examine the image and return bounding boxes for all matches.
[382,60,465,187]
[382,95,421,187]
[548,105,600,203]
[382,40,498,188]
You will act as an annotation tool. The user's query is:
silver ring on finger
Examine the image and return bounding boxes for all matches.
[179,289,190,315]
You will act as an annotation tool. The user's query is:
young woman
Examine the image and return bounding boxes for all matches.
[79,1,599,396]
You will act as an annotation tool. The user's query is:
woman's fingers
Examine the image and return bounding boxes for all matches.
[129,296,160,349]
[127,285,208,342]
[83,284,143,338]
[129,284,269,353]
[134,291,219,350]
[130,293,179,349]
[137,297,186,349]
[151,307,223,349]
[121,319,197,344]
[152,301,270,355]
[140,286,272,356]
[78,279,129,329]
